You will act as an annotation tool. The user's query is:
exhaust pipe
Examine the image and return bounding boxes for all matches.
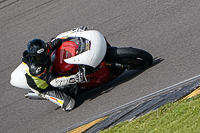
[25,92,46,100]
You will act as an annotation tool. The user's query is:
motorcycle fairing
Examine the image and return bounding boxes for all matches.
[10,63,29,89]
[56,30,107,68]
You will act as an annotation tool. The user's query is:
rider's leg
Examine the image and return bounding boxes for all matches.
[29,87,75,111]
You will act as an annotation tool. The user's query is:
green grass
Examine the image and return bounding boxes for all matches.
[100,94,200,133]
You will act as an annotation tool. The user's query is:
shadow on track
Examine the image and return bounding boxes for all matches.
[74,58,164,109]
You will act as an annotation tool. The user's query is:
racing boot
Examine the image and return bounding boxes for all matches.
[43,89,76,111]
[62,95,75,111]
[61,85,79,111]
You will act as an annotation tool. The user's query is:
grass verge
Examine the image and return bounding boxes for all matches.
[100,94,200,133]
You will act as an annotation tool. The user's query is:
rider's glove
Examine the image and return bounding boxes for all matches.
[50,37,56,42]
[80,25,87,31]
[75,71,83,83]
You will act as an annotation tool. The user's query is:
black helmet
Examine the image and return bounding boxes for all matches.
[27,39,50,64]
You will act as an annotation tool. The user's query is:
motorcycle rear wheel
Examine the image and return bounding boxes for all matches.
[105,47,153,69]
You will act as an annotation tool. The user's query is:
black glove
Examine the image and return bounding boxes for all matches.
[80,25,87,31]
[50,37,56,42]
[22,50,29,63]
[49,38,62,50]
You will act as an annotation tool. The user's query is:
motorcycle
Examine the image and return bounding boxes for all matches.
[10,27,153,107]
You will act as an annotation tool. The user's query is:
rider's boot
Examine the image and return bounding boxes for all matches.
[43,89,76,111]
[62,95,75,111]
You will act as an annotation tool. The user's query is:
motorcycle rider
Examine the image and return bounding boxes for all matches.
[22,36,83,111]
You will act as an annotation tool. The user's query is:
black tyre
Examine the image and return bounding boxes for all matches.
[105,47,153,69]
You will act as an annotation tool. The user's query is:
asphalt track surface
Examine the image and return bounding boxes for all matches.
[1,0,200,132]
